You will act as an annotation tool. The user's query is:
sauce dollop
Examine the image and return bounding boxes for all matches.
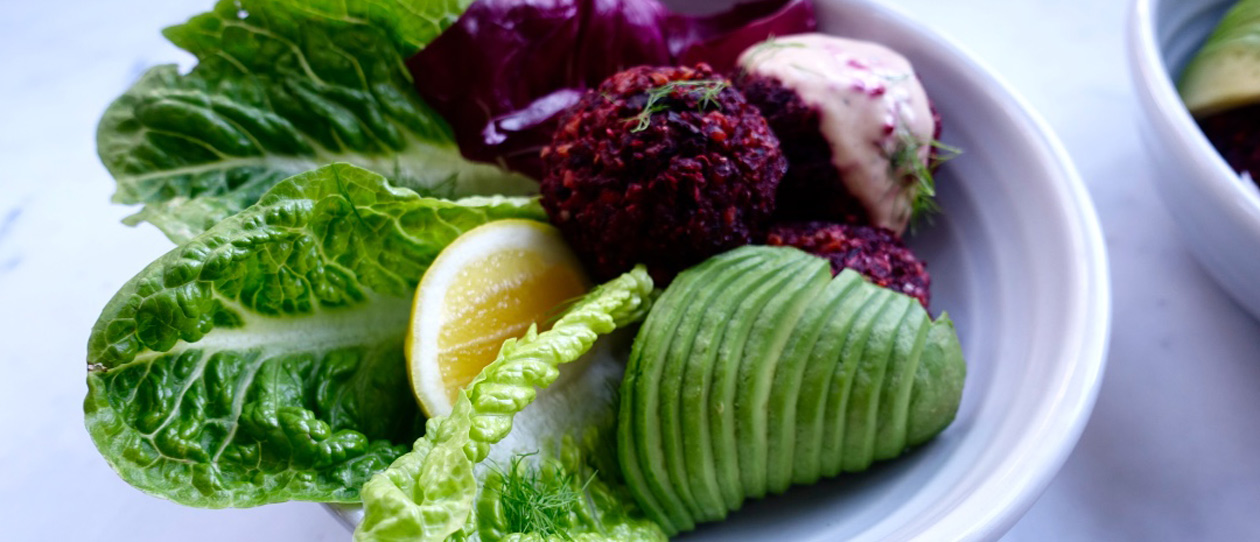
[737,33,935,233]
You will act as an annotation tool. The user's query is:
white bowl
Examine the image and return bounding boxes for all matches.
[333,0,1111,539]
[1130,0,1260,320]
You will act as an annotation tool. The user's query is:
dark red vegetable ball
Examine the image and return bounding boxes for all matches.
[540,64,787,283]
[767,221,931,307]
[736,73,871,225]
[734,73,943,228]
[1198,103,1260,188]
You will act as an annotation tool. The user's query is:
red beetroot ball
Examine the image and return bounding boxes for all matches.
[1198,102,1260,185]
[735,73,873,225]
[540,64,786,283]
[767,221,931,307]
[734,72,943,230]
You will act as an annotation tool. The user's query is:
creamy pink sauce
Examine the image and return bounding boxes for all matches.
[738,33,934,234]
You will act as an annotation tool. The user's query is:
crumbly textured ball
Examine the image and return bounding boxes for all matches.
[1198,103,1260,185]
[736,73,871,224]
[767,221,931,307]
[541,64,786,283]
[735,73,943,225]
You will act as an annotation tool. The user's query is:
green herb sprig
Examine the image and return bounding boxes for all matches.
[889,131,962,223]
[630,79,729,132]
[492,453,595,540]
[742,35,807,68]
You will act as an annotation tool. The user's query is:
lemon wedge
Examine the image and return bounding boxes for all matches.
[407,219,591,417]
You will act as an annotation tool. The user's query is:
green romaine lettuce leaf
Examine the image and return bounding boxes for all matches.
[98,0,535,243]
[84,163,547,507]
[353,268,665,542]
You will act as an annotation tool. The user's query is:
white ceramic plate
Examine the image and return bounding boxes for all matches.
[333,0,1111,539]
[1129,0,1260,321]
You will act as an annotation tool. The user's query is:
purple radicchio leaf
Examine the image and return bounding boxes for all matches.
[407,0,816,178]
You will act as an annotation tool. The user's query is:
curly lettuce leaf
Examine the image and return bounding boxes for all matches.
[84,163,546,507]
[353,268,664,542]
[98,0,535,243]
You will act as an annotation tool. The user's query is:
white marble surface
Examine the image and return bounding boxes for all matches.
[2,0,1259,540]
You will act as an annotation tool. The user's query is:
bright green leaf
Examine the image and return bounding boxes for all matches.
[84,163,547,507]
[97,0,534,243]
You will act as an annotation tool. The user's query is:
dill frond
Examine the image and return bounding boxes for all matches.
[491,453,595,540]
[742,34,806,68]
[629,79,729,133]
[889,130,962,226]
[789,62,826,78]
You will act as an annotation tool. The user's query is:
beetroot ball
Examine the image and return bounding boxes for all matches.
[767,221,931,307]
[540,64,786,283]
[733,34,943,235]
[1198,103,1260,186]
[736,73,871,226]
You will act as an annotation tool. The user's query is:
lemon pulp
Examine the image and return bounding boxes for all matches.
[407,219,590,416]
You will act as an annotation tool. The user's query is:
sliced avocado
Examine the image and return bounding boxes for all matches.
[657,252,768,525]
[905,315,966,446]
[841,294,914,472]
[733,255,831,499]
[766,270,861,493]
[619,253,734,533]
[679,251,790,523]
[710,252,808,511]
[617,248,968,534]
[818,281,894,480]
[1180,0,1260,116]
[873,303,930,461]
[620,250,762,532]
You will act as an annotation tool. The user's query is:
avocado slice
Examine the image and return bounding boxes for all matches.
[709,254,809,511]
[734,255,831,499]
[906,316,966,446]
[657,252,768,524]
[765,270,862,493]
[679,251,790,523]
[873,302,931,461]
[1180,0,1260,116]
[621,250,764,532]
[818,282,894,480]
[619,253,738,533]
[841,294,914,472]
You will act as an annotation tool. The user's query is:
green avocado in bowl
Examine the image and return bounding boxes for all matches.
[1130,0,1260,321]
[1179,0,1260,117]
